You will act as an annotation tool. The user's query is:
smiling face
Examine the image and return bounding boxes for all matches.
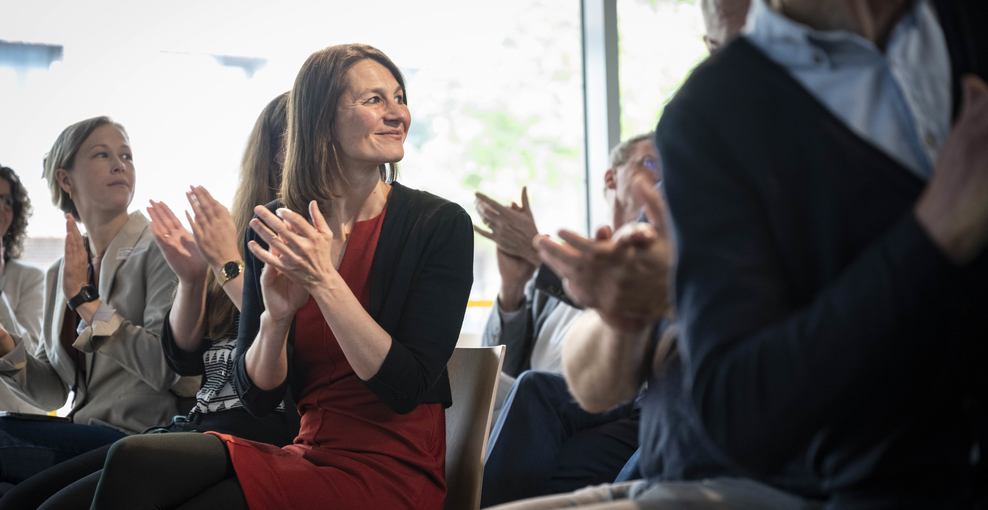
[333,59,411,174]
[56,124,135,221]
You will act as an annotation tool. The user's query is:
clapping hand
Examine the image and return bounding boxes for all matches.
[474,187,541,267]
[537,175,673,333]
[248,201,347,323]
[147,199,207,285]
[185,186,242,279]
[62,215,90,301]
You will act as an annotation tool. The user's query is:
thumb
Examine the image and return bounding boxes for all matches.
[309,200,331,233]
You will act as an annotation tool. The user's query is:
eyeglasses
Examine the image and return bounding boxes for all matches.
[0,195,15,210]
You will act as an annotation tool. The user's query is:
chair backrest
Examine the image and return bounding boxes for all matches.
[445,345,505,510]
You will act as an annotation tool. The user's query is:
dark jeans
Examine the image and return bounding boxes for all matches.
[0,417,125,484]
[481,371,640,508]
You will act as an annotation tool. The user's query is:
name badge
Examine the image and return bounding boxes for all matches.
[116,242,150,260]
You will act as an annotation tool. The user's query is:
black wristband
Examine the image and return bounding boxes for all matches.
[68,285,99,311]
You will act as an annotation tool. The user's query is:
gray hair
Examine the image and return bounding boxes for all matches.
[608,132,655,169]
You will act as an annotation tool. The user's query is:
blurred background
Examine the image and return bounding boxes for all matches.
[0,0,706,335]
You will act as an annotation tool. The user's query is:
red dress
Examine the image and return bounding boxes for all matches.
[209,209,447,509]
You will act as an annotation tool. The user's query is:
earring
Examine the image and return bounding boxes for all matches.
[68,190,72,200]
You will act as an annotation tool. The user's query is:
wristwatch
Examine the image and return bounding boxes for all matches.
[218,260,244,286]
[67,285,99,311]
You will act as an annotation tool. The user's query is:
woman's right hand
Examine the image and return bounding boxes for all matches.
[185,186,242,277]
[62,215,89,301]
[257,245,310,326]
[146,200,208,285]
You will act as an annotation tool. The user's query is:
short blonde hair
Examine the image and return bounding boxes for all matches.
[42,116,127,220]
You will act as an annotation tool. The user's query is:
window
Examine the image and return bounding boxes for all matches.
[0,1,586,337]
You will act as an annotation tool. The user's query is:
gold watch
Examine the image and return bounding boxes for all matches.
[218,260,244,286]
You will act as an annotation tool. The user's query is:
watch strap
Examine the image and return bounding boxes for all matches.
[68,285,99,311]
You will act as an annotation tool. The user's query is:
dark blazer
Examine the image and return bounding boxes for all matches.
[658,2,988,507]
[233,182,474,416]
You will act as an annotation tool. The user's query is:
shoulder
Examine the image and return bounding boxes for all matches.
[660,38,785,128]
[5,259,45,286]
[389,182,470,228]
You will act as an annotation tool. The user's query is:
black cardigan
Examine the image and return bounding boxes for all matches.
[232,182,474,416]
[658,2,988,507]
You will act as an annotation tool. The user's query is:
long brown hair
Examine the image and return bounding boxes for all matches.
[205,93,288,339]
[280,44,404,217]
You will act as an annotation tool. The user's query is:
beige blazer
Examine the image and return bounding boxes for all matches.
[0,211,199,433]
[0,259,47,413]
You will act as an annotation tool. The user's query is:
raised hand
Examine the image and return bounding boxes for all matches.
[256,244,310,325]
[185,186,242,278]
[915,75,988,265]
[147,199,207,285]
[474,187,541,267]
[62,215,90,301]
[537,178,673,333]
[247,201,343,320]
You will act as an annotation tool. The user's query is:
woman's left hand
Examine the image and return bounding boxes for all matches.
[248,201,344,291]
[62,215,89,301]
[147,199,208,285]
[186,186,241,276]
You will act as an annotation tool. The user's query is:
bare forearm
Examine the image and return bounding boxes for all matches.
[561,310,651,413]
[218,275,244,312]
[244,312,290,390]
[310,274,392,381]
[169,280,208,352]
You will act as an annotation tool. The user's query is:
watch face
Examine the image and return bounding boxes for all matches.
[223,261,242,279]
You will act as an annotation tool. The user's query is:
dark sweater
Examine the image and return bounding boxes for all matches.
[232,182,474,417]
[657,2,988,507]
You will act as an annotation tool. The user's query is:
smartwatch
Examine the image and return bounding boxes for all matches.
[67,285,99,311]
[218,260,244,286]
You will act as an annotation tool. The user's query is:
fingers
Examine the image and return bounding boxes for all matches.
[156,200,185,232]
[277,207,318,239]
[248,221,304,270]
[473,224,495,240]
[186,210,205,242]
[595,225,613,241]
[474,192,509,216]
[556,229,602,257]
[146,205,169,241]
[536,236,584,275]
[187,189,207,223]
[632,174,667,233]
[308,201,331,234]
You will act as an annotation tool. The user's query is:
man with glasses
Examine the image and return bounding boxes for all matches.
[476,134,661,507]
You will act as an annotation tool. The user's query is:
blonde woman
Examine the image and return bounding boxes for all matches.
[0,117,196,484]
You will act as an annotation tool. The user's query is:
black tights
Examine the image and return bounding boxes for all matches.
[92,433,247,510]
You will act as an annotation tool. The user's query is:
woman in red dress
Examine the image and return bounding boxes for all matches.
[90,43,474,510]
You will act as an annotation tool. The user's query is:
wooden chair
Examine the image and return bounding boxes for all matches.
[445,345,506,510]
